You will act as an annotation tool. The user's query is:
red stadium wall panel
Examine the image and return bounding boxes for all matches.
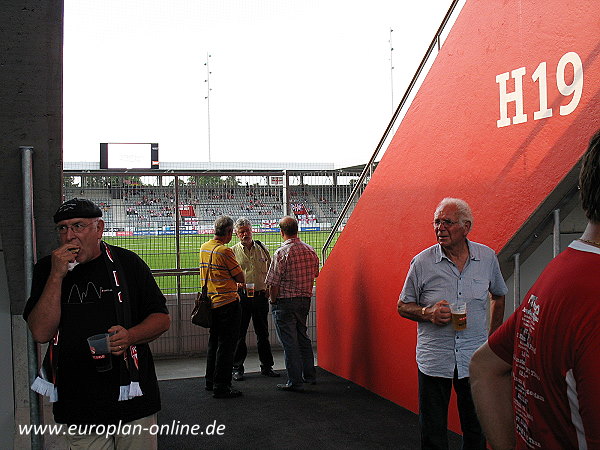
[316,0,599,434]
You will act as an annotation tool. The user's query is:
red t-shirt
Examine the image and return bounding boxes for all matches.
[488,242,600,449]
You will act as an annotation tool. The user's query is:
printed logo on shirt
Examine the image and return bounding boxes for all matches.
[66,283,111,304]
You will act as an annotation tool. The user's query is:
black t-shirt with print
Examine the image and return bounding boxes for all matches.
[24,245,168,425]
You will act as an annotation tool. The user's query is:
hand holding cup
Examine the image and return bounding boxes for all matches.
[430,300,452,326]
[108,326,130,356]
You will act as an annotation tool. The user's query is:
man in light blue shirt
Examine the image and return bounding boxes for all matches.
[398,198,507,450]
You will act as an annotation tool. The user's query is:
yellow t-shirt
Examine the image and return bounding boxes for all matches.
[200,239,242,308]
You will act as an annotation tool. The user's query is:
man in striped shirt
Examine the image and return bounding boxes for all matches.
[200,216,245,399]
[266,216,320,392]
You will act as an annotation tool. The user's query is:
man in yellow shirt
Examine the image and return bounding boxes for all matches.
[200,216,245,398]
[231,217,280,381]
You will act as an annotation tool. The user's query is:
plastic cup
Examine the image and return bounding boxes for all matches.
[87,333,112,372]
[246,283,255,297]
[450,301,467,330]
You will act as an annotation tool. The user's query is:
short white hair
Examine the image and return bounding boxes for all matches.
[214,216,234,236]
[234,216,252,230]
[435,197,473,226]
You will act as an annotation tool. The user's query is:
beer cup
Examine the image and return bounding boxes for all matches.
[450,301,467,331]
[87,333,112,372]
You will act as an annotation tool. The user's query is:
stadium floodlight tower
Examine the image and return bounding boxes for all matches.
[204,52,212,163]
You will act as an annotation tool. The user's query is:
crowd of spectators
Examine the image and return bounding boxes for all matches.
[65,184,349,229]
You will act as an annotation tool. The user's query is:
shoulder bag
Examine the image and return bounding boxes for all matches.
[254,239,271,263]
[191,245,218,328]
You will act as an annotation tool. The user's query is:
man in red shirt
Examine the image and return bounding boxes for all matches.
[470,129,600,449]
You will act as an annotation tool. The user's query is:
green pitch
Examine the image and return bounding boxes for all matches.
[103,231,339,294]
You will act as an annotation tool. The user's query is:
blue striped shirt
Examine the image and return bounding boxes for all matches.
[400,240,508,378]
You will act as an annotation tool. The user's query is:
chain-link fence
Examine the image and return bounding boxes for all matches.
[63,169,361,357]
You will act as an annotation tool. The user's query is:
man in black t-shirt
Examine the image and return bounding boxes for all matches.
[24,198,170,449]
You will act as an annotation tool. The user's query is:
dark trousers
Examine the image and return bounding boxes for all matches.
[233,291,274,373]
[418,368,486,450]
[205,300,241,393]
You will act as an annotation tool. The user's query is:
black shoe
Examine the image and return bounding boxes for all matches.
[232,371,244,381]
[213,388,243,399]
[276,383,304,392]
[261,368,281,378]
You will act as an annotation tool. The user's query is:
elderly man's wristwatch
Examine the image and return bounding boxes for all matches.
[421,306,427,316]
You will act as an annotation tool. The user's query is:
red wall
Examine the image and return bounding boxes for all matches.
[317,0,600,434]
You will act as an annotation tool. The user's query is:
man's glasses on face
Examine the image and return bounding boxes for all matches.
[432,219,459,228]
[55,220,97,234]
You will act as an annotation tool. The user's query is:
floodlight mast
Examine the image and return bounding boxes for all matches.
[389,28,394,114]
[204,52,212,162]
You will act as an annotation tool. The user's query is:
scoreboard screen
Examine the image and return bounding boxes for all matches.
[100,143,159,170]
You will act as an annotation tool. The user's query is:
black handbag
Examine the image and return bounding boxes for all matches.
[191,245,218,328]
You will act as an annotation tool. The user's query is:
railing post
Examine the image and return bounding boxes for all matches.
[283,170,289,216]
[174,176,182,355]
[22,146,43,450]
[553,209,560,257]
[513,253,521,311]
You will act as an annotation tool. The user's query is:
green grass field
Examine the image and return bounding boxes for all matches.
[103,231,339,294]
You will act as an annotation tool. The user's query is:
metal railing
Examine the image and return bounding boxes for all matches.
[321,0,463,262]
[63,170,355,356]
[506,182,581,310]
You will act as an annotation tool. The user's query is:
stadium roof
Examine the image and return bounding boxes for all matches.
[64,161,336,171]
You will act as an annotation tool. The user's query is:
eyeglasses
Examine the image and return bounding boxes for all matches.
[55,221,97,234]
[432,219,460,228]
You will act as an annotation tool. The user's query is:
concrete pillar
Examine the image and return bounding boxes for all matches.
[0,1,64,448]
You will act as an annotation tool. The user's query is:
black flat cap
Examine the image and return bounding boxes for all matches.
[53,198,103,223]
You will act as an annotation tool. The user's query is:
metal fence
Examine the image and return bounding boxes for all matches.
[63,169,361,357]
